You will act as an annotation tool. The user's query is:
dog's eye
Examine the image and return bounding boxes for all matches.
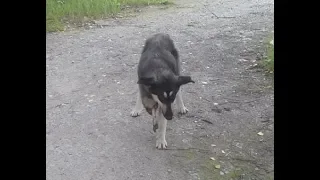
[163,92,167,98]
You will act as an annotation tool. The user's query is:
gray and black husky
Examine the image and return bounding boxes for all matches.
[130,33,195,149]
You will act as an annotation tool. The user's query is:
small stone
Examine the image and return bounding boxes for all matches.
[211,107,222,113]
[211,144,216,147]
[223,107,231,111]
[220,171,224,175]
[168,169,172,173]
[222,150,225,154]
[215,165,221,169]
[213,103,218,106]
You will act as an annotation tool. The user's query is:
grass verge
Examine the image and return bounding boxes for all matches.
[46,0,170,32]
[261,35,274,74]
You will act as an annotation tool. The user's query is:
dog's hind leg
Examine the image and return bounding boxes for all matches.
[175,89,189,114]
[155,107,167,149]
[130,86,144,117]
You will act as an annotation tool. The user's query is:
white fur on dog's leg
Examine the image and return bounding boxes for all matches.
[155,108,167,149]
[130,87,144,117]
[176,89,189,114]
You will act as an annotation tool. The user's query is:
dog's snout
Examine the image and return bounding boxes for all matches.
[164,104,173,120]
[165,115,173,120]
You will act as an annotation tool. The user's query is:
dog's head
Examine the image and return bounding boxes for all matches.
[138,74,194,120]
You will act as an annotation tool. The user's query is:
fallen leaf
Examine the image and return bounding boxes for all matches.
[270,39,274,45]
[201,81,208,85]
[211,144,216,147]
[210,157,215,161]
[215,165,221,169]
[222,150,225,154]
[257,132,264,136]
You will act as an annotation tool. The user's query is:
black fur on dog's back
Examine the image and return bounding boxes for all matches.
[138,33,181,81]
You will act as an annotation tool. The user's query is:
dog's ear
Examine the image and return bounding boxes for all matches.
[177,76,195,86]
[137,77,155,86]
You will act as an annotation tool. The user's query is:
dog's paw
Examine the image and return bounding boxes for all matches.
[156,138,167,149]
[178,106,189,114]
[130,109,142,117]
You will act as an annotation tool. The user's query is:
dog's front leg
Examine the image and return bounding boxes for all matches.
[176,89,189,114]
[155,107,167,149]
[130,86,144,117]
[152,104,159,132]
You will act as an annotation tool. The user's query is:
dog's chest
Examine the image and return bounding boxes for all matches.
[142,96,158,115]
[142,96,157,109]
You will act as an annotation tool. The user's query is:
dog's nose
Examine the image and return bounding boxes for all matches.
[163,104,173,120]
[165,115,173,120]
[164,109,173,120]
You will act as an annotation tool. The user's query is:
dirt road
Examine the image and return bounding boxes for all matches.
[46,0,274,179]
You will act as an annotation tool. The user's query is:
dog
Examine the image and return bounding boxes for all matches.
[130,33,195,149]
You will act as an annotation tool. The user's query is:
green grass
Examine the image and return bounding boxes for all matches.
[261,36,274,74]
[46,0,170,32]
